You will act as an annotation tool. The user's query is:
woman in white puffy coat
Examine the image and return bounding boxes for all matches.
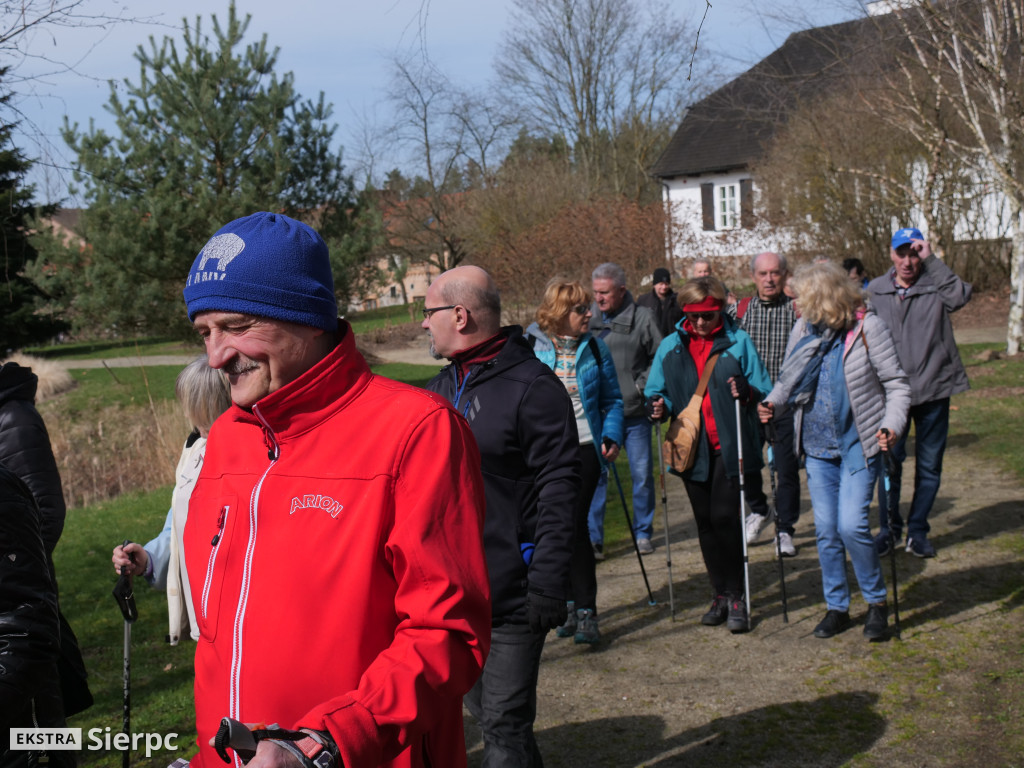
[759,262,910,642]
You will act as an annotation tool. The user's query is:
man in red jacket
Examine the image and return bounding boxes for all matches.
[181,212,491,768]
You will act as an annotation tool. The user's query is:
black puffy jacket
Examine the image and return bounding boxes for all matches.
[427,327,581,624]
[0,363,66,554]
[0,464,62,734]
[0,362,92,723]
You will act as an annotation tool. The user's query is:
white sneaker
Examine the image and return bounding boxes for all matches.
[776,531,797,557]
[745,512,769,544]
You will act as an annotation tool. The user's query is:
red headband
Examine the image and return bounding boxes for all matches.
[682,296,724,313]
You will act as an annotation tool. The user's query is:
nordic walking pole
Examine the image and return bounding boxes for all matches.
[112,540,138,768]
[734,399,752,630]
[762,419,789,623]
[610,463,657,606]
[880,430,902,640]
[655,422,676,619]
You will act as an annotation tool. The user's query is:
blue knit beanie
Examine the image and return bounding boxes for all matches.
[183,212,338,331]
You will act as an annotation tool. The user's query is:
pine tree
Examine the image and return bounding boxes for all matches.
[36,3,357,337]
[0,76,62,351]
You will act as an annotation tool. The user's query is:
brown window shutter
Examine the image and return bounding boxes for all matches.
[740,178,754,229]
[701,183,715,231]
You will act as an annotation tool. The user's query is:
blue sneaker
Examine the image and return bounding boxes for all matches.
[906,536,936,558]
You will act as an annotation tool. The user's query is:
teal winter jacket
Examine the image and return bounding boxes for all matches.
[644,314,771,482]
[524,323,624,467]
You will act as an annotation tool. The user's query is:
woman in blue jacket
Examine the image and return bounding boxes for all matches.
[646,277,772,632]
[525,279,624,645]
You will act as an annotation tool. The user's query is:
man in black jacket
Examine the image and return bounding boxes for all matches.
[424,265,580,767]
[636,267,683,337]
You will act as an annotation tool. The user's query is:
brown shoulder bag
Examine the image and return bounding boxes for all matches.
[662,353,719,473]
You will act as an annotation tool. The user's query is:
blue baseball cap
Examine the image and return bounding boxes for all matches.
[891,227,923,249]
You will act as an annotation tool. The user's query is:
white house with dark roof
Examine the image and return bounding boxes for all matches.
[650,11,904,267]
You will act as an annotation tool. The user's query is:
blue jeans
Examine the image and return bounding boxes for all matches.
[587,417,655,544]
[877,398,949,539]
[464,623,547,768]
[805,454,887,611]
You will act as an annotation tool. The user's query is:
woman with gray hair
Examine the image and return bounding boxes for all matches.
[758,262,910,641]
[111,355,231,643]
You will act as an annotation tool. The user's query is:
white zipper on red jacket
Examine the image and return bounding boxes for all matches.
[226,405,280,733]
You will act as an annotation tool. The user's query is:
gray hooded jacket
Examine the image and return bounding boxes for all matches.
[867,255,971,405]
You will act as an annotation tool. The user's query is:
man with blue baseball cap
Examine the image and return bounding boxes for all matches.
[867,227,972,558]
[180,211,491,768]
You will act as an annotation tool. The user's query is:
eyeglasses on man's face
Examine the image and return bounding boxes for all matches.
[422,304,458,319]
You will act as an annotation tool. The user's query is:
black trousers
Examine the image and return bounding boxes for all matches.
[565,444,602,612]
[683,450,760,598]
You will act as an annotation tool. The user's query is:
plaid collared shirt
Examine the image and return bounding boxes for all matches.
[739,295,798,383]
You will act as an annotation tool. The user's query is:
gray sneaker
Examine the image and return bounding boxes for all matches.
[745,508,774,544]
[591,541,605,561]
[637,537,654,555]
[776,532,797,557]
[574,608,600,644]
[555,601,577,638]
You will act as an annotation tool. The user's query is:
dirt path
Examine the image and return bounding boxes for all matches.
[464,430,1024,767]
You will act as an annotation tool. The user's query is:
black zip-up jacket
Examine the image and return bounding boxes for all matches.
[427,327,581,624]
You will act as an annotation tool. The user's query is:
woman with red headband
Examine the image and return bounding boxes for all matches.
[645,276,771,632]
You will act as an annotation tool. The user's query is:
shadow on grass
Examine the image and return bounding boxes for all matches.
[467,691,884,767]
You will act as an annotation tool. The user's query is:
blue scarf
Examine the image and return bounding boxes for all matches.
[786,323,841,408]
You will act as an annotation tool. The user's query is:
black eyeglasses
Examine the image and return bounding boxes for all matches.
[571,304,590,315]
[686,311,719,322]
[422,304,457,319]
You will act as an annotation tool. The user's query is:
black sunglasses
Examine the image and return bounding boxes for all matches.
[571,304,590,315]
[686,311,719,322]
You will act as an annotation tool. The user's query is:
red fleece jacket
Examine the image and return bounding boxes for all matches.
[184,324,490,768]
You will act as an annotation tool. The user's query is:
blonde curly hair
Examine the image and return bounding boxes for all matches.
[789,261,863,331]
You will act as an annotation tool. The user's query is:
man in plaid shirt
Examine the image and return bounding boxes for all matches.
[735,252,801,556]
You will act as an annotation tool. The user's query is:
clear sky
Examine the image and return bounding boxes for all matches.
[8,0,859,204]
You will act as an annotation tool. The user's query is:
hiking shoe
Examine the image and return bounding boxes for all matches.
[863,603,888,641]
[592,541,605,561]
[555,601,577,638]
[574,608,601,644]
[813,609,851,638]
[776,531,797,558]
[637,537,654,555]
[906,536,936,558]
[745,509,773,544]
[726,597,749,633]
[700,595,729,626]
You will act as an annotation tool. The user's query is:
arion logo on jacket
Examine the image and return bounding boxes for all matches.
[289,493,345,518]
[186,233,245,286]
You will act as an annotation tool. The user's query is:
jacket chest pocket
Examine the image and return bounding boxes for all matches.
[186,495,239,643]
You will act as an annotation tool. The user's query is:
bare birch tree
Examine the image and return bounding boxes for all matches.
[889,0,1024,353]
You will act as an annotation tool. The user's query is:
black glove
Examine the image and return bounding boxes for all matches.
[526,591,567,633]
[728,374,751,403]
